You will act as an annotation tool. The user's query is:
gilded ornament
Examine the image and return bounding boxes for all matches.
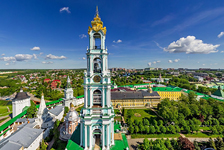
[88,7,107,35]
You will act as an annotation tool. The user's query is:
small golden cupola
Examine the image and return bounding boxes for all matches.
[88,6,106,35]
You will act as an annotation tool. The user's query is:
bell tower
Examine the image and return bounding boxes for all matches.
[80,7,115,150]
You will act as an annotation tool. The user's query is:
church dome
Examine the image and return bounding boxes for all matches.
[66,108,79,122]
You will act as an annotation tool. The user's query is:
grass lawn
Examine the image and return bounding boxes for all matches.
[185,132,222,138]
[0,105,12,116]
[199,126,210,131]
[125,109,158,122]
[114,116,122,122]
[131,133,180,138]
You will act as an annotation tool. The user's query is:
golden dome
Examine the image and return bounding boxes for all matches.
[88,6,106,35]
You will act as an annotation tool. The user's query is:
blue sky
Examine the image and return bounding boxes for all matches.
[0,0,224,69]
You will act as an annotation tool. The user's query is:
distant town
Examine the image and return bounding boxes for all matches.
[0,66,224,149]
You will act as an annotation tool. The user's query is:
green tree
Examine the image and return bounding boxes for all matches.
[169,125,176,134]
[134,125,139,134]
[153,120,158,126]
[142,138,150,150]
[155,125,160,134]
[129,125,134,134]
[40,139,47,150]
[184,126,191,134]
[160,126,166,134]
[175,125,181,133]
[139,124,145,134]
[64,106,69,114]
[158,120,163,126]
[193,141,200,150]
[145,126,150,134]
[150,125,155,134]
[27,100,37,118]
[209,137,217,150]
[215,137,224,150]
[211,126,218,135]
[143,119,149,126]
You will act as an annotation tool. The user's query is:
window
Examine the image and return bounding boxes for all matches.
[93,90,102,105]
[93,58,101,73]
[93,33,101,49]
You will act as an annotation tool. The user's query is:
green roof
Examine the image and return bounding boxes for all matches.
[76,95,84,99]
[212,86,224,97]
[0,110,27,132]
[67,123,129,150]
[66,140,83,150]
[152,87,182,92]
[201,96,224,102]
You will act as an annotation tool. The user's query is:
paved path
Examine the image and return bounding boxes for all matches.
[0,117,11,126]
[0,115,10,120]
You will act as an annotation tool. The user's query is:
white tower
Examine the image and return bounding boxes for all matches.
[12,88,31,118]
[63,76,75,108]
[64,76,73,99]
[80,7,115,150]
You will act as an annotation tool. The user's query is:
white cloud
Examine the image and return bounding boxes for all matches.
[82,57,86,60]
[164,36,219,54]
[157,60,161,63]
[203,64,205,66]
[168,60,173,63]
[174,59,180,62]
[218,32,224,38]
[30,46,40,51]
[60,7,71,13]
[45,54,66,60]
[0,57,16,61]
[42,61,53,64]
[33,54,38,59]
[148,62,152,66]
[5,63,9,66]
[113,39,122,43]
[153,61,156,64]
[15,54,33,61]
[1,54,5,56]
[154,41,164,49]
[221,51,224,53]
[79,34,87,39]
[40,52,43,55]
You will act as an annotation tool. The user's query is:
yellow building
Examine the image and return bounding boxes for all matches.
[111,90,161,108]
[152,87,182,100]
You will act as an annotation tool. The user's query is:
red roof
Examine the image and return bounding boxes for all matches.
[53,80,61,82]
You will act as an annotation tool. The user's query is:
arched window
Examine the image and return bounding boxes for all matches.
[93,90,101,105]
[93,58,101,73]
[93,33,101,49]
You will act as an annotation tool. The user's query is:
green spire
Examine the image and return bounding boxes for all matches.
[213,86,224,97]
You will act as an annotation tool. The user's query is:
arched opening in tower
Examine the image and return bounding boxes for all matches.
[93,90,102,109]
[93,129,101,149]
[93,33,101,49]
[93,58,101,73]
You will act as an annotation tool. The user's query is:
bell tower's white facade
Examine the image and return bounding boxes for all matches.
[80,7,115,150]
